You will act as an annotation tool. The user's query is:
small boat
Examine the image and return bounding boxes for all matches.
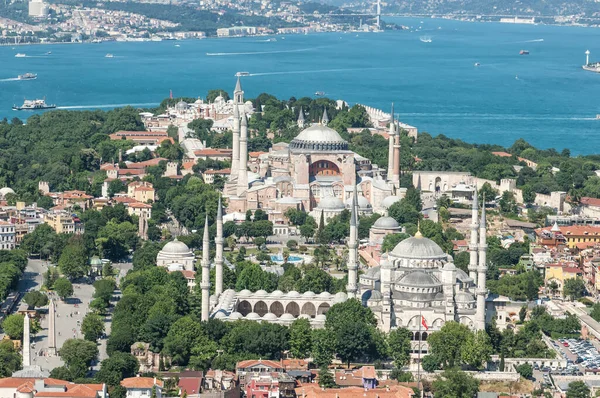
[267,38,277,42]
[515,75,519,80]
[420,36,432,43]
[175,44,180,47]
[596,114,600,120]
[12,98,56,111]
[519,50,529,55]
[18,73,37,80]
[314,91,325,96]
[235,71,250,77]
[105,53,114,58]
[474,62,480,67]
[45,51,51,55]
[15,53,26,58]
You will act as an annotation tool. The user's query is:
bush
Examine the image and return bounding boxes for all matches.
[286,240,298,251]
[516,363,533,379]
[578,297,594,307]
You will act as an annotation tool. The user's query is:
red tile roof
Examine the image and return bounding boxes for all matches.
[180,270,196,279]
[128,202,152,209]
[127,158,168,169]
[581,197,600,207]
[237,359,282,370]
[113,196,138,204]
[194,149,232,156]
[204,168,231,175]
[178,377,202,396]
[296,384,413,398]
[117,169,146,176]
[111,131,168,137]
[121,377,163,389]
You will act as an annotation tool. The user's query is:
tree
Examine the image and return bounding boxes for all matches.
[312,328,335,367]
[54,278,74,300]
[522,185,536,205]
[96,352,139,386]
[318,366,336,388]
[381,233,410,252]
[333,319,373,368]
[590,303,600,323]
[432,368,479,398]
[289,318,312,359]
[299,216,317,242]
[325,299,377,330]
[422,354,441,372]
[1,314,29,340]
[387,327,411,368]
[58,238,89,279]
[427,322,471,368]
[566,381,590,398]
[519,306,527,322]
[0,340,21,377]
[499,191,518,216]
[59,338,99,378]
[516,363,533,379]
[563,278,586,300]
[81,313,105,342]
[461,330,493,370]
[23,290,48,309]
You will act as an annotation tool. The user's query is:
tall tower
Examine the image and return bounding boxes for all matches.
[230,100,240,179]
[387,103,395,181]
[392,116,401,184]
[475,197,488,330]
[48,299,56,355]
[468,190,479,281]
[23,314,31,367]
[346,188,359,299]
[297,107,305,129]
[215,196,224,298]
[234,76,244,105]
[236,112,249,197]
[586,50,591,65]
[201,216,211,322]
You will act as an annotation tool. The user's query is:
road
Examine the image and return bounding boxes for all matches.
[1,259,132,375]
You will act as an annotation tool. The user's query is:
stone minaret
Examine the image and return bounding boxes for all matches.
[215,196,224,298]
[322,108,329,125]
[48,299,56,355]
[353,184,360,224]
[392,117,401,184]
[230,100,240,179]
[297,107,305,129]
[234,76,244,104]
[387,103,395,182]
[346,190,359,299]
[201,215,211,322]
[23,313,30,367]
[476,197,488,330]
[236,112,249,197]
[468,190,479,281]
[138,208,148,240]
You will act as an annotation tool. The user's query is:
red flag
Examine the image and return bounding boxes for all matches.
[421,316,428,331]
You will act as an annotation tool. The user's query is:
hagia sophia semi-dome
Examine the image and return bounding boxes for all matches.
[381,195,401,209]
[289,124,349,151]
[318,196,345,210]
[391,235,447,260]
[345,195,372,210]
[161,238,192,255]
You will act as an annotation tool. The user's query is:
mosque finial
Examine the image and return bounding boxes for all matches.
[415,220,423,238]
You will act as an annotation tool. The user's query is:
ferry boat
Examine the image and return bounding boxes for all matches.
[314,91,325,96]
[235,71,250,77]
[12,98,56,111]
[18,73,37,80]
[583,63,600,73]
[596,114,600,120]
[105,53,114,58]
[15,53,26,58]
[519,50,529,55]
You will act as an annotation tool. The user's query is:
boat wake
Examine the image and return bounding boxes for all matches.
[206,47,317,56]
[0,78,19,82]
[57,102,159,110]
[248,67,393,77]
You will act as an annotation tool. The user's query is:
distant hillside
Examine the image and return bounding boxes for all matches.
[320,0,600,17]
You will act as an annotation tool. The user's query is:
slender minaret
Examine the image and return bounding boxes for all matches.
[322,108,329,125]
[392,117,401,184]
[236,112,249,197]
[23,313,30,367]
[215,196,224,298]
[468,190,479,281]
[201,215,210,322]
[48,299,56,355]
[230,100,240,179]
[234,76,244,104]
[387,103,395,181]
[346,189,359,299]
[353,184,360,226]
[297,107,305,129]
[475,196,488,330]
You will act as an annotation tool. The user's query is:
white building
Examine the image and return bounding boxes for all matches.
[120,377,163,398]
[0,221,16,250]
[28,0,49,17]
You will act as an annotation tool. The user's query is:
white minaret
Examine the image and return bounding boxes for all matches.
[586,50,590,65]
[468,190,479,281]
[387,103,395,181]
[346,188,359,299]
[475,197,488,330]
[215,196,224,298]
[201,215,210,322]
[297,107,305,129]
[236,112,249,197]
[48,299,56,355]
[234,76,244,104]
[392,121,401,184]
[230,100,240,179]
[23,313,31,367]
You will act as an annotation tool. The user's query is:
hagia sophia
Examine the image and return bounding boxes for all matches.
[151,78,513,353]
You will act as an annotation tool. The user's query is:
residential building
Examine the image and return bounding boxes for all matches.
[334,366,377,389]
[127,181,156,203]
[535,224,600,249]
[202,370,238,398]
[295,384,414,398]
[177,371,203,398]
[0,377,106,398]
[580,197,600,218]
[0,221,16,250]
[127,202,153,219]
[235,360,284,391]
[544,263,583,295]
[202,169,231,185]
[120,377,163,398]
[44,212,84,234]
[194,149,232,162]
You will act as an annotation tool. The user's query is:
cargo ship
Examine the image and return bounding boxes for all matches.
[12,98,56,111]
